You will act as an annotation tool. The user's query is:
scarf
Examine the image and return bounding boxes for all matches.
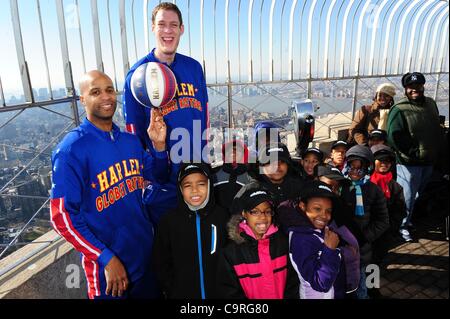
[350,177,369,217]
[370,171,392,199]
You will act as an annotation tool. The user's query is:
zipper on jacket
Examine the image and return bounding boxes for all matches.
[109,131,115,141]
[196,212,206,299]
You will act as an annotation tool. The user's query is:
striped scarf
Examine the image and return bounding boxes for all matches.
[351,177,369,216]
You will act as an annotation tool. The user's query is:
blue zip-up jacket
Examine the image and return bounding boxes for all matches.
[50,118,169,298]
[123,48,209,184]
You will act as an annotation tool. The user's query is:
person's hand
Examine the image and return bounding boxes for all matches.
[323,226,340,250]
[148,108,167,151]
[104,256,129,297]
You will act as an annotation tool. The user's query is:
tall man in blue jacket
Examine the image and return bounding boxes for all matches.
[123,2,209,174]
[122,2,209,224]
[51,70,169,299]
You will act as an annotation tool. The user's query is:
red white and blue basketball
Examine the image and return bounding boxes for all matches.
[130,62,177,108]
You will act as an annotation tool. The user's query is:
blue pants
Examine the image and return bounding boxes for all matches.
[396,164,433,228]
[356,265,369,299]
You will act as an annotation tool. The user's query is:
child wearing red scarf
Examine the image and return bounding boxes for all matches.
[370,144,408,262]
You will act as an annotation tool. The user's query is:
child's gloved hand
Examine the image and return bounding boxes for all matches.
[324,226,340,250]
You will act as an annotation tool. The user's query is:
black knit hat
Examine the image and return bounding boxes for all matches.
[177,162,211,184]
[401,72,426,88]
[346,145,375,164]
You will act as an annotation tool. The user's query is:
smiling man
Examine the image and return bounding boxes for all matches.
[387,72,445,242]
[123,2,209,171]
[51,70,169,299]
[122,2,209,225]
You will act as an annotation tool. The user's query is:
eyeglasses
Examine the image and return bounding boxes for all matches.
[247,209,275,217]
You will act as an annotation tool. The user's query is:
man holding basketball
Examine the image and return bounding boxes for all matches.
[123,2,208,166]
[122,2,209,224]
[51,70,168,299]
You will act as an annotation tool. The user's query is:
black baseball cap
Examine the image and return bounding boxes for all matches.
[258,143,291,165]
[317,165,346,181]
[368,129,387,141]
[401,72,426,88]
[177,162,211,184]
[331,140,348,150]
[302,147,324,162]
[240,184,274,211]
[299,180,338,205]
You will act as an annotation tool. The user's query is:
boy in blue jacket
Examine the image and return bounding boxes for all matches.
[51,70,169,299]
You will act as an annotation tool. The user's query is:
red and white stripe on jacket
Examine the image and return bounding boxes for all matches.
[50,197,102,261]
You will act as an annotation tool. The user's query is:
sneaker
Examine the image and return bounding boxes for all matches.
[400,229,413,242]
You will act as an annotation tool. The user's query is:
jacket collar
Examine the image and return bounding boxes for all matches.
[149,48,178,67]
[80,118,121,141]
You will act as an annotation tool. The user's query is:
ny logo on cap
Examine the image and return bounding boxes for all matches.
[411,75,417,81]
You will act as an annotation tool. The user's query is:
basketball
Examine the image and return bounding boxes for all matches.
[130,62,177,108]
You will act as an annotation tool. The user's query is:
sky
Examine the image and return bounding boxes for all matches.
[0,0,448,99]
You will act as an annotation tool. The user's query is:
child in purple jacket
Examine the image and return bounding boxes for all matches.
[288,181,360,299]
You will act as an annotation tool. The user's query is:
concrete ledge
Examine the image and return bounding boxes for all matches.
[0,230,86,299]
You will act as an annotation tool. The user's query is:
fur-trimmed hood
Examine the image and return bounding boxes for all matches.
[227,213,279,244]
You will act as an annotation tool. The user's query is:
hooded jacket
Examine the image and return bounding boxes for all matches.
[278,200,360,299]
[152,163,229,299]
[217,215,299,299]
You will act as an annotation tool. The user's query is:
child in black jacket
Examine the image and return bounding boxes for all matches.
[152,162,229,299]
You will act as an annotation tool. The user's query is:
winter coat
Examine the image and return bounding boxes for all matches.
[230,174,304,215]
[217,215,299,299]
[340,181,390,264]
[213,163,249,214]
[278,200,360,298]
[387,96,444,166]
[152,166,229,299]
[348,102,389,145]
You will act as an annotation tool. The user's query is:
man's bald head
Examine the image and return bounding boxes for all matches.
[79,70,113,96]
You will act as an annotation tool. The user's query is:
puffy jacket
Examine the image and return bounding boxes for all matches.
[278,200,360,299]
[217,215,299,299]
[387,96,444,166]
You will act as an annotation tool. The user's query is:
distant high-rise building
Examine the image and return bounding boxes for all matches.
[38,88,49,101]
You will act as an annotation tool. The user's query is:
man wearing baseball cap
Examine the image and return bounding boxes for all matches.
[348,83,396,145]
[387,72,446,241]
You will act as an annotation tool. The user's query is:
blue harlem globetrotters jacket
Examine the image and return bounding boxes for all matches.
[50,118,169,299]
[123,48,209,183]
